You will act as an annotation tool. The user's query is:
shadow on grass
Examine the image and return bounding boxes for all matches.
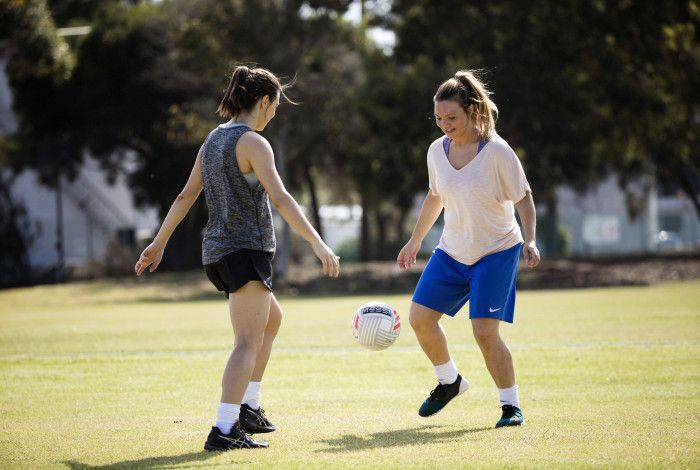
[62,450,243,469]
[315,424,492,453]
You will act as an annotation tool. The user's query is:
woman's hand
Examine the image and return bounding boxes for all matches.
[134,242,165,276]
[397,238,421,269]
[522,240,540,268]
[311,240,340,278]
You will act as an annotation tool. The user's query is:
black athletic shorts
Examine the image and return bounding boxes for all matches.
[204,249,274,297]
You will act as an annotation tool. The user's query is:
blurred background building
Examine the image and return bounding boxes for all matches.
[1,53,158,281]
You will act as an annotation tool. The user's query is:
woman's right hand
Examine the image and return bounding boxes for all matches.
[311,240,340,278]
[397,238,421,269]
[134,241,165,276]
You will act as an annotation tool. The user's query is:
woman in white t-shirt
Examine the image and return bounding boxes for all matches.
[397,70,540,427]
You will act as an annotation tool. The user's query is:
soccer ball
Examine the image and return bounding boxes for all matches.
[352,301,401,351]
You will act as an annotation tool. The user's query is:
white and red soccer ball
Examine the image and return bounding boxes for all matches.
[352,301,401,351]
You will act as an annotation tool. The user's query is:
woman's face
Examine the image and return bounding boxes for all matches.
[434,99,472,139]
[256,92,280,131]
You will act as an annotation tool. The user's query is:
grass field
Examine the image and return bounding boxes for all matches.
[1,275,699,469]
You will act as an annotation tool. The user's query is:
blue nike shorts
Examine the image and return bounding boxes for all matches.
[412,243,522,322]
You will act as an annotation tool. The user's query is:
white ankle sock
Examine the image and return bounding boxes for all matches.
[434,359,459,385]
[243,381,261,410]
[215,402,240,434]
[498,385,520,408]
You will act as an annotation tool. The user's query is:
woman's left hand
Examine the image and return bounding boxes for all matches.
[135,242,165,276]
[523,240,540,268]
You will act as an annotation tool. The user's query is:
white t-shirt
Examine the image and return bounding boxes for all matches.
[427,134,531,265]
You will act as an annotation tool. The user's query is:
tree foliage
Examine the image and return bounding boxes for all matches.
[1,0,697,274]
[385,0,699,251]
[588,0,700,216]
[0,0,77,181]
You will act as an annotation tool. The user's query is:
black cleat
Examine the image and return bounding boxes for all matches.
[418,374,470,417]
[495,404,524,428]
[203,423,269,451]
[239,404,276,434]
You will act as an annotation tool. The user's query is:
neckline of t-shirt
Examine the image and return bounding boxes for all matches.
[442,136,489,171]
[218,122,249,129]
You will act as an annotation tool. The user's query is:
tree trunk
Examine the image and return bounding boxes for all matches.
[273,122,290,280]
[303,163,323,240]
[374,209,387,259]
[162,198,206,270]
[678,166,700,220]
[544,191,558,257]
[360,191,371,261]
[396,204,410,250]
[0,172,32,287]
[54,175,65,282]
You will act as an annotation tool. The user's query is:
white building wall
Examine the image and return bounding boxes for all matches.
[1,53,159,272]
[557,175,658,256]
[657,195,700,250]
[318,205,362,250]
[10,172,58,268]
[10,160,159,270]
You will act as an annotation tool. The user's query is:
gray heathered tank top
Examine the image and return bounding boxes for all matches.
[200,123,276,265]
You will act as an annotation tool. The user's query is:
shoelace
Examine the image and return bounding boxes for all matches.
[233,423,255,441]
[239,428,256,442]
[257,408,266,422]
[254,408,271,425]
[428,383,448,401]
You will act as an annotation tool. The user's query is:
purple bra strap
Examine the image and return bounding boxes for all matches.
[443,136,451,157]
[442,136,486,159]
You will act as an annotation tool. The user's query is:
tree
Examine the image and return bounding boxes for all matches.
[0,0,77,280]
[64,1,206,269]
[0,172,33,287]
[587,0,700,218]
[168,0,367,268]
[4,0,374,272]
[47,0,110,26]
[384,1,601,253]
[0,0,78,181]
[350,52,442,259]
[384,0,699,256]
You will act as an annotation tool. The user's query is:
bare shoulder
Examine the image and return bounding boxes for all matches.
[237,131,273,156]
[236,132,274,172]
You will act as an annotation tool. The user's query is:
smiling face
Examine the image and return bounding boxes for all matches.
[434,99,474,140]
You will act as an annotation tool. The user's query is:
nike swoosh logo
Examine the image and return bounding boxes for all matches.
[489,307,501,312]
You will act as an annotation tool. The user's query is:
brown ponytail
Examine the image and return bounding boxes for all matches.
[434,70,498,139]
[217,65,296,119]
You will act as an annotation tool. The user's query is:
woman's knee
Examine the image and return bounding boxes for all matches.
[471,319,500,345]
[409,304,436,332]
[472,318,501,344]
[266,300,282,336]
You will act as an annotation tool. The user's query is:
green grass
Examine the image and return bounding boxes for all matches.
[1,275,699,469]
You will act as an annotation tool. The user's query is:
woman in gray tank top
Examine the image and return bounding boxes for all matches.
[134,65,340,451]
